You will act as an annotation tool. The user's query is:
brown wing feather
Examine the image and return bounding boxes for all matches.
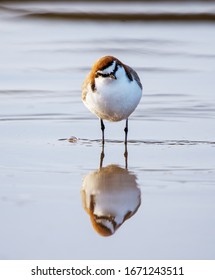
[82,73,90,101]
[124,64,142,89]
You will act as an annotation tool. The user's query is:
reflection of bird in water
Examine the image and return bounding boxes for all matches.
[81,164,141,237]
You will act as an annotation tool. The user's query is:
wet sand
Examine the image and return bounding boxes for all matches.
[0,1,215,259]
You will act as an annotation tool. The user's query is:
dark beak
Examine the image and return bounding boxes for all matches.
[109,73,116,80]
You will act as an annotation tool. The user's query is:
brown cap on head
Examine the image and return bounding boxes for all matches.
[92,55,119,72]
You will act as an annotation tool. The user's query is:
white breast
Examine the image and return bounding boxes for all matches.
[84,66,142,121]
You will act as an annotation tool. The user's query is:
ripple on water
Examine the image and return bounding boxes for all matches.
[60,138,215,147]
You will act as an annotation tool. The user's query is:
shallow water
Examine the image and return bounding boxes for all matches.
[0,1,215,259]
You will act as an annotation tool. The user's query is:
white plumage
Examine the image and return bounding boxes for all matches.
[82,55,142,143]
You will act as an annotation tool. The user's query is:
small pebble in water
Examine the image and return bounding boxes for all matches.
[67,136,78,143]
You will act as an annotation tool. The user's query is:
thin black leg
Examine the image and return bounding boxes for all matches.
[124,118,128,169]
[99,118,105,168]
[99,144,105,169]
[124,142,128,169]
[124,118,128,145]
[100,118,105,145]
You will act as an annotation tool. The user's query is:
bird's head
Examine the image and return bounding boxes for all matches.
[93,56,120,80]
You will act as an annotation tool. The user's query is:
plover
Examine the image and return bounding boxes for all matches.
[82,55,142,144]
